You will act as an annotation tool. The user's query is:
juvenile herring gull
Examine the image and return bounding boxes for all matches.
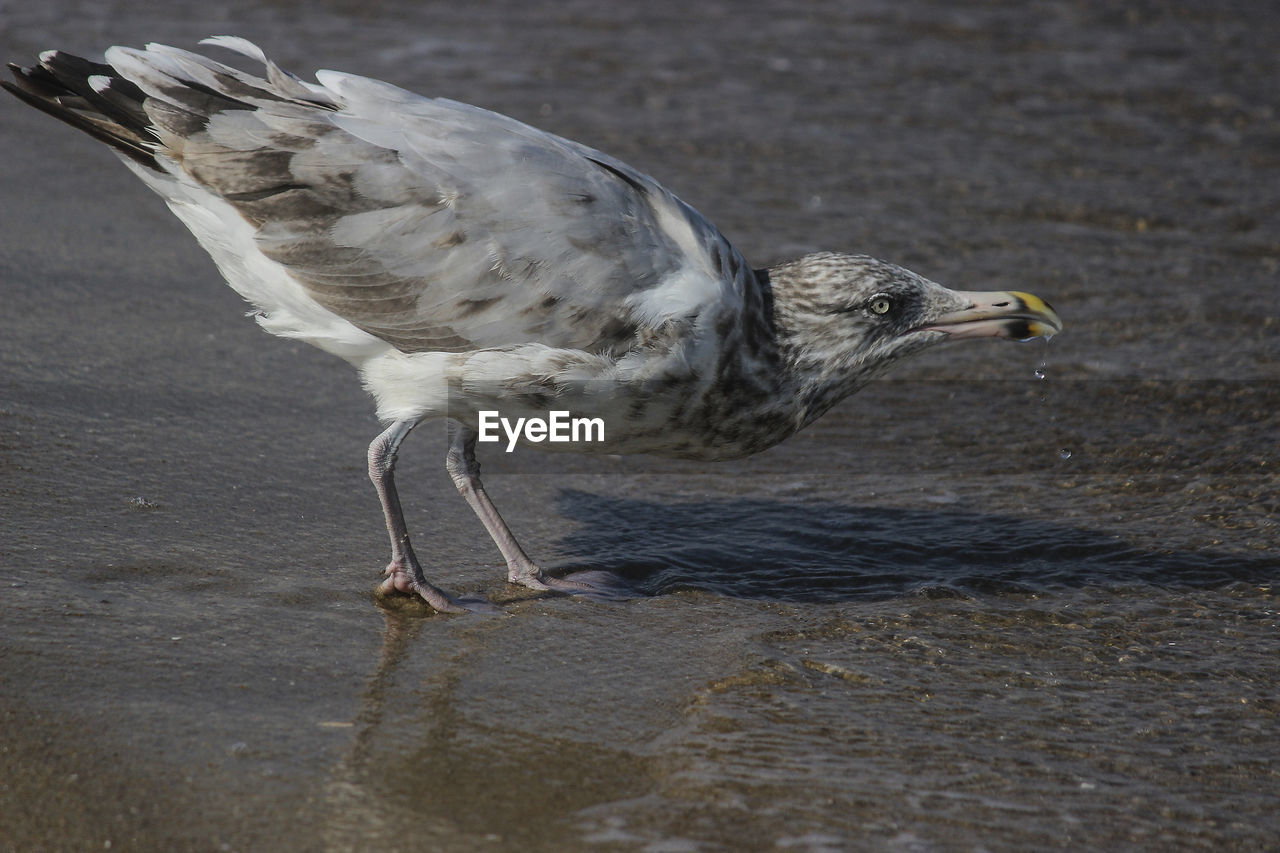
[4,38,1062,613]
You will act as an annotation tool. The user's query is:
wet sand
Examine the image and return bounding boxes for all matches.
[2,1,1277,850]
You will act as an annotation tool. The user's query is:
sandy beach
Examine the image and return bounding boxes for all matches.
[2,1,1276,849]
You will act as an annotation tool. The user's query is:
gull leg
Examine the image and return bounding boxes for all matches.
[368,420,483,614]
[446,425,632,600]
[445,426,545,587]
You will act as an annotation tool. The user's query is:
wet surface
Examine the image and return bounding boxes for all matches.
[1,0,1277,850]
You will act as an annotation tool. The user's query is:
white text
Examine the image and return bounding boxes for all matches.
[476,410,606,452]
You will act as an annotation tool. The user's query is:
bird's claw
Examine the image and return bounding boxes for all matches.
[511,568,635,602]
[379,560,499,614]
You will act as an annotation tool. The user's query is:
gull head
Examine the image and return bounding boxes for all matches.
[767,252,1063,422]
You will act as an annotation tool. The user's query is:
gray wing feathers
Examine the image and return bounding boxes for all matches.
[113,40,750,354]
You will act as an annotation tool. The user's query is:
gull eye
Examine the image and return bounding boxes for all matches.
[868,295,893,316]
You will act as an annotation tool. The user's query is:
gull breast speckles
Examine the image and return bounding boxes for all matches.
[4,38,1062,613]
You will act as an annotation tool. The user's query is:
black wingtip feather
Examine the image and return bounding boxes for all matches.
[3,53,160,169]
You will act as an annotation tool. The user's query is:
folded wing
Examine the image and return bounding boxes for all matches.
[19,38,760,357]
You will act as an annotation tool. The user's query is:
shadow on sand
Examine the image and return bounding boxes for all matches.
[544,489,1274,603]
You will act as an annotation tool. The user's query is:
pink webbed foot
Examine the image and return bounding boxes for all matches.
[378,559,499,614]
[509,566,636,603]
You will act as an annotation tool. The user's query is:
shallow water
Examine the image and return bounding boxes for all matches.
[1,1,1277,850]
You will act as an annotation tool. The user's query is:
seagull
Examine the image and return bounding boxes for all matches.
[4,38,1062,613]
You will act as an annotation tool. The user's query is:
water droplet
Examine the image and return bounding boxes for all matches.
[1059,448,1073,460]
[1034,337,1052,380]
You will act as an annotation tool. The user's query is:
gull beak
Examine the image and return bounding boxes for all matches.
[915,290,1063,341]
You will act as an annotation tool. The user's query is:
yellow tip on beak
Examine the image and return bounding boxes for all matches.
[1006,291,1063,339]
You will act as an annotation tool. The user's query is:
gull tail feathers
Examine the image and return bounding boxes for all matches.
[4,40,389,367]
[2,39,338,169]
